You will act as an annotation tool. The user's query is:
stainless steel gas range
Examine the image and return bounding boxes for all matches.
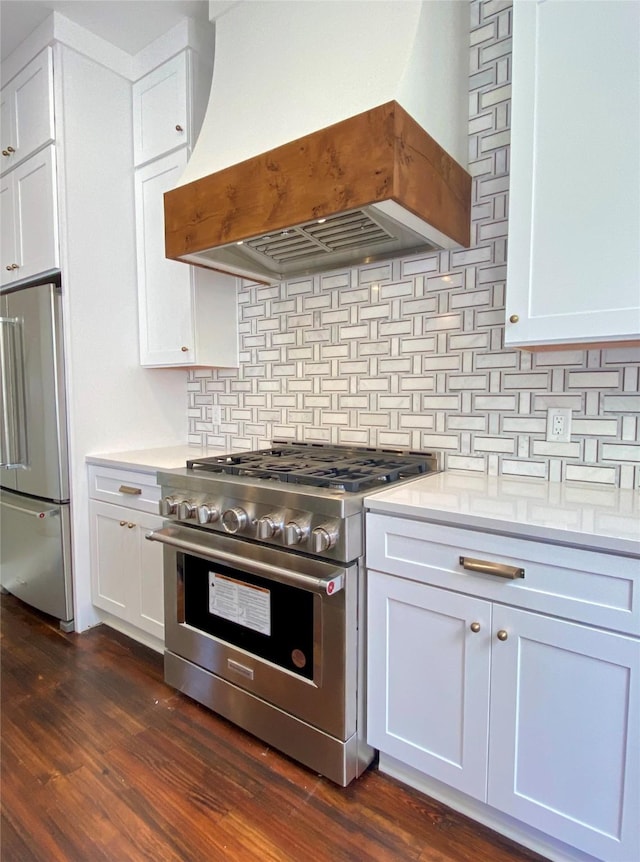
[148,441,439,785]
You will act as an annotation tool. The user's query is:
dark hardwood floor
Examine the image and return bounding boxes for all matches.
[1,593,549,862]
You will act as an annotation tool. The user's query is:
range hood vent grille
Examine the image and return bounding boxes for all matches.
[246,211,392,264]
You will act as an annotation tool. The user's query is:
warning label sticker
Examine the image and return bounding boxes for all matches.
[208,571,271,636]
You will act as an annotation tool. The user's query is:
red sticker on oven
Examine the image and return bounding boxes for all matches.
[326,575,344,596]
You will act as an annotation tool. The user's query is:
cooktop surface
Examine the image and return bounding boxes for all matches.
[186,442,437,493]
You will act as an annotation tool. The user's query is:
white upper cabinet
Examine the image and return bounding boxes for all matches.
[133,49,238,368]
[132,52,190,166]
[1,47,55,175]
[505,0,640,349]
[1,145,59,286]
[135,148,239,367]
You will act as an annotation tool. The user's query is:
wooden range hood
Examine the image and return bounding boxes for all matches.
[164,101,471,286]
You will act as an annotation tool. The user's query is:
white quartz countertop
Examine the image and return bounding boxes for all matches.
[86,445,234,474]
[365,470,640,557]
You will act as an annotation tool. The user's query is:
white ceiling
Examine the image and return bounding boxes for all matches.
[1,0,211,61]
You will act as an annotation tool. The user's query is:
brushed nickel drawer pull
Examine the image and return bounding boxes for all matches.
[119,484,142,495]
[459,556,525,580]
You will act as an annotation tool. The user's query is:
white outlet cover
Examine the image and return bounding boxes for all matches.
[546,407,572,443]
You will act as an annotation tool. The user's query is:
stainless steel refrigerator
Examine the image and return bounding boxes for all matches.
[0,272,74,629]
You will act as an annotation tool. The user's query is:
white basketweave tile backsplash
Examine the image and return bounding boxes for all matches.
[187,0,640,490]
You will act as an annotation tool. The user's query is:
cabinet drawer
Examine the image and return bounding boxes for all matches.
[366,513,640,635]
[88,465,161,514]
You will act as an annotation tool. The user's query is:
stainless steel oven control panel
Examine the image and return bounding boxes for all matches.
[158,490,356,562]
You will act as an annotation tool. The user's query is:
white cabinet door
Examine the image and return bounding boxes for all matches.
[132,52,188,166]
[13,146,59,282]
[505,0,640,348]
[1,146,59,285]
[135,149,195,365]
[0,171,17,281]
[0,88,13,171]
[90,500,131,617]
[1,47,55,174]
[367,570,492,800]
[135,148,239,368]
[89,500,165,640]
[489,606,640,862]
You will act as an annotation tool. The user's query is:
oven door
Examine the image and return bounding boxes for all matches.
[148,523,358,741]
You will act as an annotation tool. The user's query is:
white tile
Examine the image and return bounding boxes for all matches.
[450,289,491,308]
[603,395,640,413]
[501,460,547,479]
[568,371,621,389]
[446,455,486,471]
[532,441,581,458]
[399,414,435,429]
[423,354,462,371]
[473,436,515,453]
[565,465,617,485]
[602,444,640,463]
[473,395,517,411]
[446,375,489,390]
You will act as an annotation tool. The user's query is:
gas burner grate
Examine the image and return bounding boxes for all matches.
[187,442,437,493]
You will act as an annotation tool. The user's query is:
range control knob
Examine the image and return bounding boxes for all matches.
[311,526,338,554]
[177,500,196,520]
[160,496,179,517]
[196,504,220,525]
[222,507,248,534]
[284,521,306,546]
[257,516,280,540]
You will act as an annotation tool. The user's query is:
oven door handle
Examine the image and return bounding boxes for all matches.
[146,527,346,596]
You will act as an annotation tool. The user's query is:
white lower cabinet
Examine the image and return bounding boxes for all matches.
[367,514,639,862]
[88,465,164,646]
[488,606,638,862]
[368,574,491,800]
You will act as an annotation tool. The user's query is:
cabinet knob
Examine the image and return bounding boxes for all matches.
[175,124,184,132]
[496,629,508,641]
[470,622,481,633]
[6,263,19,271]
[2,150,9,157]
[181,346,189,352]
[119,520,126,526]
[6,146,15,153]
[127,522,135,529]
[509,314,519,324]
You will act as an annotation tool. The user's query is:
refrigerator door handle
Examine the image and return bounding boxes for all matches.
[1,498,59,520]
[0,316,28,469]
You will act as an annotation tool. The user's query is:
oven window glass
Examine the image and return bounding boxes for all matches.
[182,554,314,680]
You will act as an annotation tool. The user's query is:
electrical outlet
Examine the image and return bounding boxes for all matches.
[210,404,222,426]
[546,407,572,443]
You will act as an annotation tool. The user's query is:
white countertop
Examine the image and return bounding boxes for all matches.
[365,470,640,557]
[87,449,640,557]
[86,445,234,474]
